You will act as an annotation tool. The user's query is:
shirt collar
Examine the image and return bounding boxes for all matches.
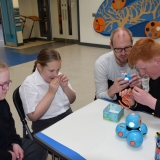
[34,68,48,85]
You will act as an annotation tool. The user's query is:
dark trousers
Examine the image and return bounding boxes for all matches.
[32,108,73,133]
[22,138,47,160]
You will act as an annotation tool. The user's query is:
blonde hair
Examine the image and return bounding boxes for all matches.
[0,61,8,72]
[33,48,61,72]
[128,37,160,66]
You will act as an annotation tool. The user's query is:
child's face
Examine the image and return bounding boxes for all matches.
[39,60,61,83]
[0,69,10,100]
[136,59,160,80]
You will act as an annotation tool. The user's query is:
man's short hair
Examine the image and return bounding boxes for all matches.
[110,27,133,45]
[128,37,160,66]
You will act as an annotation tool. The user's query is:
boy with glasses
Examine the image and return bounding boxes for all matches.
[94,27,148,104]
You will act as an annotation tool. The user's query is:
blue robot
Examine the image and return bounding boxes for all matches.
[115,113,148,148]
[120,73,131,81]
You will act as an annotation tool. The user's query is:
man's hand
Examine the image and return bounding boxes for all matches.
[108,77,130,98]
[12,144,24,160]
[129,73,142,88]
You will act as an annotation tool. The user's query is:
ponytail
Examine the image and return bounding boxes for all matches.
[32,61,37,73]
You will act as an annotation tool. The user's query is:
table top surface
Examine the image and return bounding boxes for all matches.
[35,99,159,160]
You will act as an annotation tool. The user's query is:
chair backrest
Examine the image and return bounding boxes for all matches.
[13,86,26,123]
[12,86,34,140]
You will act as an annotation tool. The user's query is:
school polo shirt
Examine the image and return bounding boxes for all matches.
[19,69,75,120]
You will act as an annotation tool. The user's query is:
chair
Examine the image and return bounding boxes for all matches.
[28,16,41,41]
[12,86,33,140]
[12,86,57,160]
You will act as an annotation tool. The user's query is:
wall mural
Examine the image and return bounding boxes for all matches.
[93,0,160,39]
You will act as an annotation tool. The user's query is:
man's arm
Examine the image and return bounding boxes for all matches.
[94,61,117,100]
[94,59,130,100]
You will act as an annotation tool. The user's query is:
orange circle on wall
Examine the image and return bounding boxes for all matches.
[93,17,106,33]
[145,21,160,39]
[112,0,126,10]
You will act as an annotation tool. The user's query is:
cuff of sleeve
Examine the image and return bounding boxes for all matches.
[111,94,117,100]
[0,150,12,160]
[130,102,137,109]
[10,137,22,147]
[154,100,160,118]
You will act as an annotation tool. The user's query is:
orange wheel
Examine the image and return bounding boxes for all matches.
[145,21,160,39]
[118,132,123,137]
[130,141,135,146]
[112,0,126,10]
[93,17,106,33]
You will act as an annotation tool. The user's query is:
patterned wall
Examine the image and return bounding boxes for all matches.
[93,0,160,39]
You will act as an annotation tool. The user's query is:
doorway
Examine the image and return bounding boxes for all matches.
[0,8,4,47]
[50,0,78,42]
[37,0,52,40]
[0,0,18,47]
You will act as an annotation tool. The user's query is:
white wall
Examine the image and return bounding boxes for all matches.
[79,0,110,45]
[79,0,160,45]
[12,0,19,7]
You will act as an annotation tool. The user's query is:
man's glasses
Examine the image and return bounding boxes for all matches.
[0,80,12,90]
[114,46,132,53]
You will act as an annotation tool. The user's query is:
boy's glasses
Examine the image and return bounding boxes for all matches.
[114,46,132,53]
[0,80,12,90]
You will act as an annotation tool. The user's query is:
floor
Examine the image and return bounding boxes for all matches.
[1,34,111,159]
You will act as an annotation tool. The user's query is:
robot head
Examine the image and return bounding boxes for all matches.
[120,73,131,81]
[126,113,141,129]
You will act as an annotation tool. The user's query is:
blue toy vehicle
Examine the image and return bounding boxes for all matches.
[115,113,148,148]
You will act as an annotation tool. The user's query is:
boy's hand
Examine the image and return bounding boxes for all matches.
[129,73,142,88]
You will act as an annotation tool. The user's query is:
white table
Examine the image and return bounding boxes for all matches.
[34,99,159,160]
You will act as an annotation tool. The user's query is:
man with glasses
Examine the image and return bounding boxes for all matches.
[94,27,148,103]
[119,37,160,117]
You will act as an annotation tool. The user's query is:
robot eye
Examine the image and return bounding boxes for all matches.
[129,122,135,128]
